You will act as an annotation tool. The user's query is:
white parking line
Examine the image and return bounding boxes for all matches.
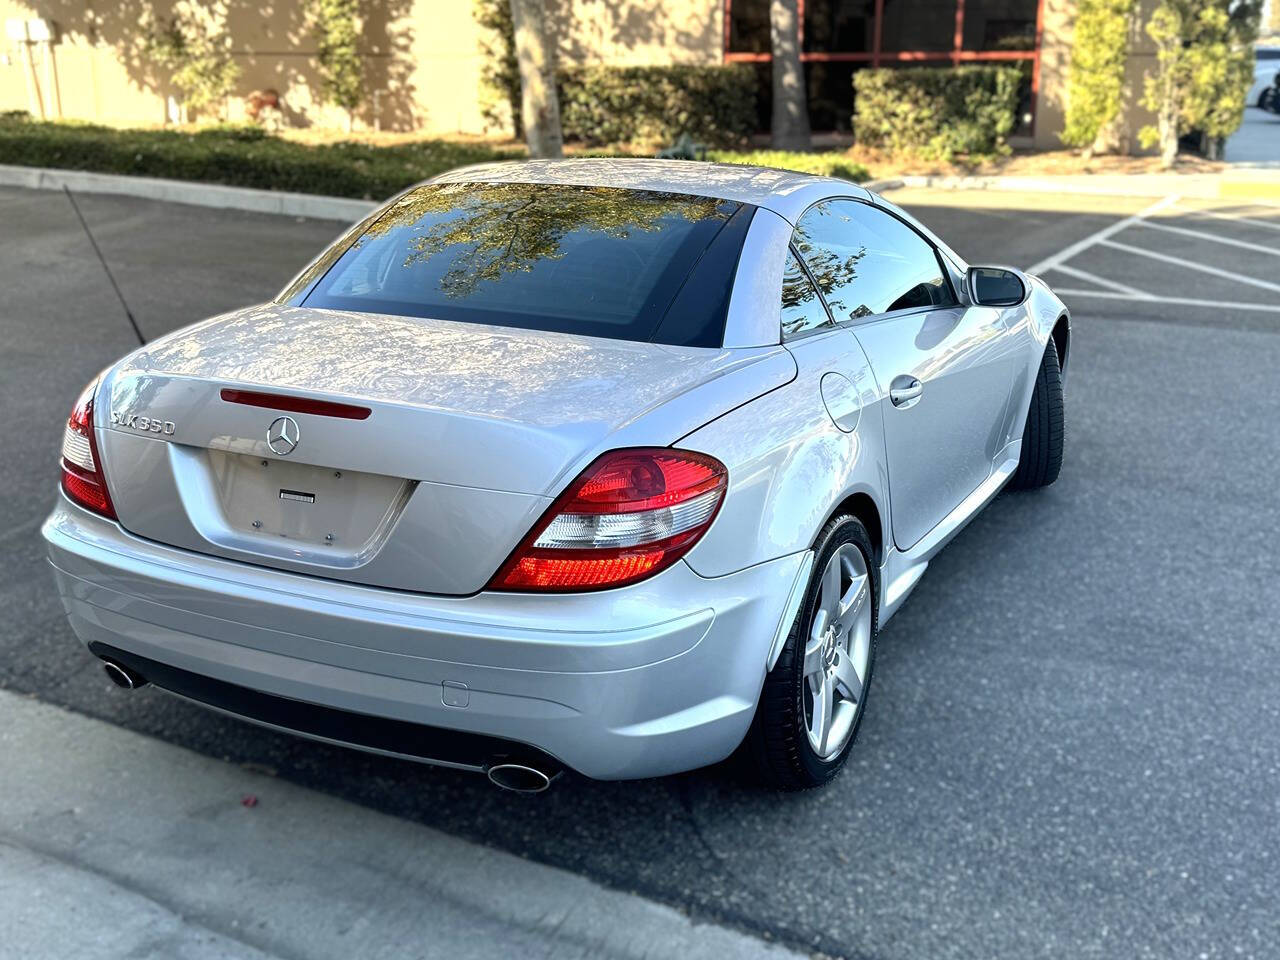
[1053,288,1280,314]
[1133,219,1280,257]
[1099,238,1280,294]
[1026,194,1179,275]
[1050,263,1154,298]
[1181,207,1280,233]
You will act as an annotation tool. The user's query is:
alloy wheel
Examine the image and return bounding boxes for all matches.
[802,542,873,760]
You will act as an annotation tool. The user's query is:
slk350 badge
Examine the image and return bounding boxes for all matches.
[111,411,176,435]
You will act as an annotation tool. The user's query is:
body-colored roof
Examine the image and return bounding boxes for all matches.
[429,158,874,225]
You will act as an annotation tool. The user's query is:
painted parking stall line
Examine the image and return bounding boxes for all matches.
[1032,195,1280,318]
[1026,194,1180,275]
[1050,263,1154,298]
[1183,207,1280,233]
[1048,289,1280,314]
[1097,238,1280,294]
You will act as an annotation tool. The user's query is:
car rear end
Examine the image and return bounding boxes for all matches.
[43,176,805,783]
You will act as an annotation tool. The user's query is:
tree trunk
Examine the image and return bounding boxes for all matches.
[1158,106,1178,169]
[769,0,810,151]
[509,0,563,159]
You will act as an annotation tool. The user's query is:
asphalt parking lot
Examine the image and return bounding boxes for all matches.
[2,183,1278,960]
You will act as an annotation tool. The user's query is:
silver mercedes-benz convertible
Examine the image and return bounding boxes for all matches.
[44,159,1068,791]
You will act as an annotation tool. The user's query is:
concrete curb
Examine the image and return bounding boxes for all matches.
[0,164,378,222]
[877,171,1280,200]
[0,690,804,960]
[860,178,905,194]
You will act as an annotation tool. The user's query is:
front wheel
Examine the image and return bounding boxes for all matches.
[1010,338,1065,490]
[745,515,877,789]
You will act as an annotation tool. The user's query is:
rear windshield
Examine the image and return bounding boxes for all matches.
[292,182,750,347]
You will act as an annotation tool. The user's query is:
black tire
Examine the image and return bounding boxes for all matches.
[1010,338,1065,490]
[745,514,878,790]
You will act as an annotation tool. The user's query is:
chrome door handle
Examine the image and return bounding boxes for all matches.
[889,376,923,407]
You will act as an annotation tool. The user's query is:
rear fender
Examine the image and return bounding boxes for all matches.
[678,328,890,579]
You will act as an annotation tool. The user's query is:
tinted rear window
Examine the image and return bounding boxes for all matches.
[294,182,748,346]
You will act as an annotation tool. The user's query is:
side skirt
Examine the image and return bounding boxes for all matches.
[878,441,1022,627]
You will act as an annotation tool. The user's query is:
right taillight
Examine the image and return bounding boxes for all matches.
[489,448,728,592]
[60,378,116,519]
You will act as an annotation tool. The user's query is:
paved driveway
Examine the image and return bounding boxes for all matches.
[1,184,1278,960]
[1225,107,1280,166]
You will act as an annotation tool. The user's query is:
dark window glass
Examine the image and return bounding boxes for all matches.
[744,60,773,133]
[806,61,860,132]
[780,249,835,339]
[300,183,744,346]
[729,0,770,53]
[960,0,1039,51]
[794,199,955,321]
[804,0,875,53]
[879,0,957,52]
[1012,60,1034,135]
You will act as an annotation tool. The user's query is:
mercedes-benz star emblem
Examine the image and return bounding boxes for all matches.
[267,416,300,456]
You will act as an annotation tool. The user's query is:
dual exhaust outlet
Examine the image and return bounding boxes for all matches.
[96,656,558,792]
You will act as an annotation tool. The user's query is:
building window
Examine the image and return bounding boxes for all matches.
[807,61,861,132]
[728,0,770,53]
[803,0,876,54]
[878,0,957,53]
[961,0,1039,51]
[722,0,1043,133]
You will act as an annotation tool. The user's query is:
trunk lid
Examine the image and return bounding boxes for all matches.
[96,304,793,594]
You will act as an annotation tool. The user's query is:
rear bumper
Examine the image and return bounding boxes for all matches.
[43,497,803,780]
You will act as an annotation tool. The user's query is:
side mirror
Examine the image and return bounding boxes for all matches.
[967,266,1028,307]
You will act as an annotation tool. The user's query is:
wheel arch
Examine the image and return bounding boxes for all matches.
[1051,314,1070,374]
[822,490,885,569]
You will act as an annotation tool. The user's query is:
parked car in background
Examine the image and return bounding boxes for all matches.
[44,160,1069,792]
[1249,46,1280,107]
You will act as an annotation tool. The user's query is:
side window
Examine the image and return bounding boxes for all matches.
[793,199,955,323]
[780,248,834,339]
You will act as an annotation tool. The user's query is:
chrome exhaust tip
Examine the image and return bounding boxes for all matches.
[487,763,554,793]
[102,659,147,690]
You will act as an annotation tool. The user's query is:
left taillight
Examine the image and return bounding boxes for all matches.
[60,378,116,519]
[489,447,728,593]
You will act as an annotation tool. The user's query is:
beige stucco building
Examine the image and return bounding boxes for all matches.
[1,1,1164,151]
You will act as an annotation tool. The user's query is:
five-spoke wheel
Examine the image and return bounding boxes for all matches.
[802,543,872,760]
[746,514,878,789]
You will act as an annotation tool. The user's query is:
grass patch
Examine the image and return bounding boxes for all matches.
[0,116,873,198]
[707,149,870,183]
[0,117,520,199]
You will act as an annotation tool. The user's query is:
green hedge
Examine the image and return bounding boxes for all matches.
[559,65,756,148]
[0,117,519,199]
[853,66,1022,160]
[0,116,871,201]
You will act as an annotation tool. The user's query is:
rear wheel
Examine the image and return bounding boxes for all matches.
[746,515,877,789]
[1010,338,1065,490]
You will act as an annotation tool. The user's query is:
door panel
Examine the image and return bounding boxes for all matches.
[788,196,1019,551]
[853,305,1015,548]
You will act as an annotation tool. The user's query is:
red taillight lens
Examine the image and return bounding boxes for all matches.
[60,379,116,519]
[490,448,727,592]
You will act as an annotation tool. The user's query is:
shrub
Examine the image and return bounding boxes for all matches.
[558,65,756,148]
[853,66,1021,161]
[0,116,520,199]
[1062,0,1138,152]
